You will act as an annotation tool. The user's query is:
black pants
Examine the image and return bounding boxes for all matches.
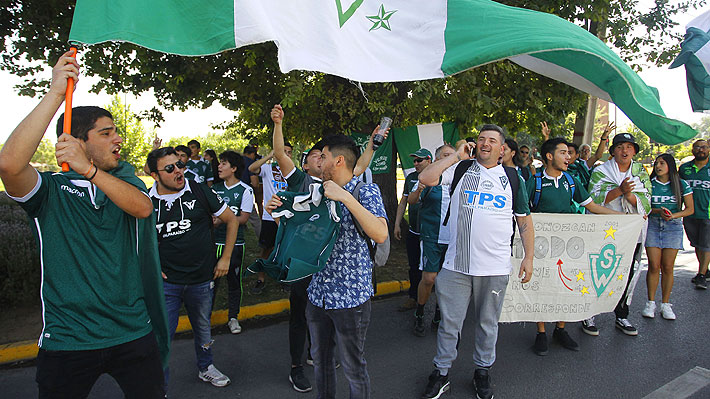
[35,331,165,399]
[290,276,312,366]
[405,230,422,300]
[213,244,245,319]
[614,243,643,319]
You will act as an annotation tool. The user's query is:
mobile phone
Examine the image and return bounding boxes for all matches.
[663,209,672,217]
[469,145,474,158]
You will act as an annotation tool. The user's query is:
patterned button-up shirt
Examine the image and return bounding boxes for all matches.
[308,176,387,309]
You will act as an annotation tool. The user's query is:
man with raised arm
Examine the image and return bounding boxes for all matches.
[418,125,534,399]
[0,52,169,398]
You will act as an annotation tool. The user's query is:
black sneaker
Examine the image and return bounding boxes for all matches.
[414,315,426,337]
[705,269,710,279]
[692,274,699,284]
[552,328,579,351]
[473,368,494,399]
[695,274,708,290]
[533,332,548,356]
[581,317,599,336]
[615,318,638,336]
[421,370,449,399]
[251,279,265,295]
[289,366,312,393]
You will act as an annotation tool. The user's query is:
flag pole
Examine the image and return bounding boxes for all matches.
[61,46,78,172]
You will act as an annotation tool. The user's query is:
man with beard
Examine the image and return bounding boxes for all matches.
[680,139,710,289]
[418,125,535,399]
[587,133,651,336]
[147,147,238,391]
[0,52,169,397]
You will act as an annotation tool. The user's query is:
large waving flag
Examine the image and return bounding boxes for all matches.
[69,0,697,144]
[670,10,710,113]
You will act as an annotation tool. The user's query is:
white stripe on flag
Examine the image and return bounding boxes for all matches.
[417,123,445,159]
[695,42,710,75]
[510,55,612,102]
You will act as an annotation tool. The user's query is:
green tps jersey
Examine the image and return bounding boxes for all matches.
[679,161,710,219]
[13,167,153,351]
[185,159,214,184]
[286,167,321,193]
[248,186,342,282]
[525,172,591,214]
[212,180,254,244]
[650,178,692,216]
[151,182,226,284]
[403,171,421,234]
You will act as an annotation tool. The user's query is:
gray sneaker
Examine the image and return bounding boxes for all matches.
[198,364,231,387]
[228,318,242,334]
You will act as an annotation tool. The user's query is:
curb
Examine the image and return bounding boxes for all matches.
[0,279,410,366]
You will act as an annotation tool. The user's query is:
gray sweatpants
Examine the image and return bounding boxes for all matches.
[433,268,509,373]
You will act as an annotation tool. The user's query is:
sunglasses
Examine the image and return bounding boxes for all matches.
[159,160,186,173]
[413,158,427,163]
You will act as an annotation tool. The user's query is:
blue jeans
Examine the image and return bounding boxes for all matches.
[163,280,214,382]
[306,300,371,399]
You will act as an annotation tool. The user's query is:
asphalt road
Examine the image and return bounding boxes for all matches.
[2,248,709,398]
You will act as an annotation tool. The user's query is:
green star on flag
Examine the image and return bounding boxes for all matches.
[367,4,397,31]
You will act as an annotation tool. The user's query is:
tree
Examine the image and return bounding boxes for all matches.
[30,138,58,171]
[105,95,154,172]
[1,0,703,221]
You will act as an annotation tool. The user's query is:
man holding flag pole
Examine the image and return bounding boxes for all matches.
[0,52,170,397]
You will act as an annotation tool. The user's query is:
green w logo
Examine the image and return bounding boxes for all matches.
[336,0,364,27]
[588,244,623,297]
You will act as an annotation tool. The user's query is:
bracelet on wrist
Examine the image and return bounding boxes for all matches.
[80,161,94,177]
[84,165,98,181]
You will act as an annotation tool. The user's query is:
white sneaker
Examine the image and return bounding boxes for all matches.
[660,303,676,320]
[228,318,242,334]
[198,364,231,387]
[641,301,656,318]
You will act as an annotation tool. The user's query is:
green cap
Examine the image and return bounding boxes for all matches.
[409,148,433,159]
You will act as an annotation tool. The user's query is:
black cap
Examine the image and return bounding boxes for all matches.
[610,133,639,153]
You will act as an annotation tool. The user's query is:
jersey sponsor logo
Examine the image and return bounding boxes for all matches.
[184,200,197,210]
[687,179,710,190]
[309,214,321,222]
[541,182,553,188]
[229,206,240,215]
[156,219,192,237]
[272,180,288,191]
[462,190,506,209]
[652,195,676,203]
[60,185,85,198]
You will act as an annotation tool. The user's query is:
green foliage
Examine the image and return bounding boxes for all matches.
[29,138,59,171]
[692,115,710,139]
[105,95,154,172]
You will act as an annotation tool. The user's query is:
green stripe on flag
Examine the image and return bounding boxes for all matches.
[69,0,236,56]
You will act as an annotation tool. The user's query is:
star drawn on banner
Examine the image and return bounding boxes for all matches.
[608,290,615,296]
[617,274,624,280]
[581,286,589,295]
[604,226,617,240]
[576,271,585,281]
[367,4,397,31]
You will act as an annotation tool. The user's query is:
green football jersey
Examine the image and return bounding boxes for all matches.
[212,180,254,245]
[418,184,450,244]
[403,171,420,234]
[567,159,590,188]
[185,158,214,184]
[650,177,693,216]
[679,160,710,219]
[150,181,227,284]
[10,165,153,351]
[526,171,591,214]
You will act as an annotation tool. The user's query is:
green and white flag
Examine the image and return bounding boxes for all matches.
[670,10,710,113]
[70,0,696,144]
[394,122,459,176]
[350,131,393,174]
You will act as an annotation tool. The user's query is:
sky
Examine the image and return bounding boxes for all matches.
[0,2,708,145]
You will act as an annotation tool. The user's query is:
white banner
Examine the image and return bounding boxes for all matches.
[499,214,644,323]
